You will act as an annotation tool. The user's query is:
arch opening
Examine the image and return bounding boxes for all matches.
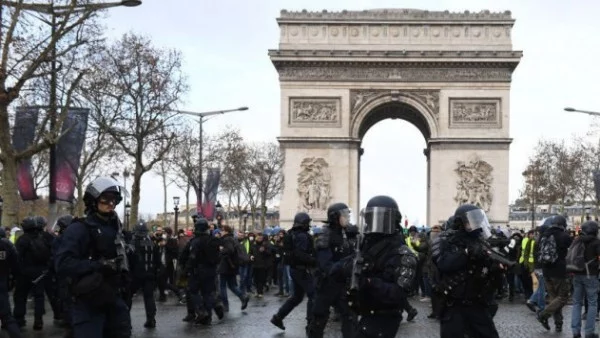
[357,101,431,141]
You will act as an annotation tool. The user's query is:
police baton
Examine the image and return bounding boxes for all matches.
[32,271,48,285]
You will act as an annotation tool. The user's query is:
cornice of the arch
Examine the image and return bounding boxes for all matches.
[350,89,439,139]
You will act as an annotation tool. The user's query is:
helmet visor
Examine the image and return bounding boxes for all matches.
[339,208,352,227]
[465,209,492,239]
[361,207,396,234]
[88,177,124,202]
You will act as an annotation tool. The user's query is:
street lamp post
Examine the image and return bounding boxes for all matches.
[173,107,249,217]
[125,202,131,230]
[0,196,3,224]
[8,1,142,226]
[173,196,180,232]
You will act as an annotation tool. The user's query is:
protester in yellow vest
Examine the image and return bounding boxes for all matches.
[519,230,536,271]
[406,226,421,254]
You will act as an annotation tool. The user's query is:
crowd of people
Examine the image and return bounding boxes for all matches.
[1,175,600,338]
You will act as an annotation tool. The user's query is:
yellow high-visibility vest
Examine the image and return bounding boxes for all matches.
[519,238,535,264]
[405,237,420,254]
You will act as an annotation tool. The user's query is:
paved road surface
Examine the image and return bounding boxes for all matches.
[12,291,583,337]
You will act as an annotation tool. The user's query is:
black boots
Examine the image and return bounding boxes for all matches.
[270,314,285,330]
[144,317,156,328]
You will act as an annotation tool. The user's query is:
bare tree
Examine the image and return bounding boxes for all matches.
[245,142,283,229]
[90,33,187,226]
[0,2,108,225]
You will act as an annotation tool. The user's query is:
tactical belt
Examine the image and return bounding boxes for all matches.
[360,308,402,316]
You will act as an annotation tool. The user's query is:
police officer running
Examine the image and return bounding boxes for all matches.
[345,195,417,337]
[270,212,316,332]
[307,202,356,338]
[13,216,54,330]
[128,221,160,328]
[184,217,222,325]
[56,177,132,338]
[0,226,21,338]
[433,204,500,338]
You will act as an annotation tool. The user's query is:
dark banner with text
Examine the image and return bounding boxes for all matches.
[54,108,89,202]
[12,107,39,201]
[198,168,221,221]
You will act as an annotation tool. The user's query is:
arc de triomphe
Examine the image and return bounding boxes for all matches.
[269,9,522,227]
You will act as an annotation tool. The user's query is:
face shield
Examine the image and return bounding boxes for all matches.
[464,209,492,239]
[338,208,352,227]
[361,207,397,235]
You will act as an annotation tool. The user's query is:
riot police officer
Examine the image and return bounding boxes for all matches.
[129,221,160,328]
[56,176,132,338]
[13,216,53,330]
[346,195,416,337]
[307,202,356,338]
[52,215,75,337]
[271,212,316,332]
[0,226,21,338]
[185,218,221,325]
[433,204,500,338]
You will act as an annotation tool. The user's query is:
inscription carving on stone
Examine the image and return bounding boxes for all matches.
[449,98,501,128]
[297,157,331,211]
[454,157,494,212]
[278,66,513,83]
[289,98,340,126]
[350,89,440,120]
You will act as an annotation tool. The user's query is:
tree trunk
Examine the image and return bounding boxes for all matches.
[129,165,143,228]
[0,157,21,227]
[260,192,266,230]
[185,183,190,229]
[75,174,85,217]
[162,167,168,228]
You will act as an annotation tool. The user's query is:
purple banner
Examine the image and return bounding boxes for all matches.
[198,168,221,221]
[12,107,39,200]
[55,108,89,202]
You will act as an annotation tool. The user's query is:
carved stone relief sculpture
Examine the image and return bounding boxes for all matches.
[297,157,332,211]
[289,98,340,126]
[350,89,440,120]
[454,157,494,212]
[449,98,501,128]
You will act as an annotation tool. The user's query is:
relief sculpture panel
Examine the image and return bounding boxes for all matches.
[449,98,501,128]
[454,157,494,212]
[289,98,341,127]
[297,157,332,211]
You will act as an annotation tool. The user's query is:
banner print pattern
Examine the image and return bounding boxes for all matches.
[55,108,89,202]
[198,168,221,220]
[12,107,40,200]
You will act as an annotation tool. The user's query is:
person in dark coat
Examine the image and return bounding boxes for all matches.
[250,233,274,298]
[217,225,249,311]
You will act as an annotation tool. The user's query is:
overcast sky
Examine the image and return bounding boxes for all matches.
[103,0,600,225]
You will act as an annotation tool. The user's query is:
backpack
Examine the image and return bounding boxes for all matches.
[29,232,51,264]
[538,234,559,265]
[233,240,250,266]
[566,239,595,274]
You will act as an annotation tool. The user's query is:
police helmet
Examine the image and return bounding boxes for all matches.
[194,217,210,234]
[581,221,599,237]
[83,177,123,213]
[134,221,149,236]
[21,217,37,232]
[361,195,402,235]
[453,204,492,239]
[326,202,351,226]
[293,212,311,228]
[53,215,74,234]
[551,215,568,229]
[34,216,47,230]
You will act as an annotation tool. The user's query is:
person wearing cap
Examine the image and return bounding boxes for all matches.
[535,215,572,333]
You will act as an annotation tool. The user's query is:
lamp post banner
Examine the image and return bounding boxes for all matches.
[55,108,89,202]
[12,107,40,201]
[199,168,221,221]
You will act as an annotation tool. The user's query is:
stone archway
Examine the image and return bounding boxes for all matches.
[270,9,522,227]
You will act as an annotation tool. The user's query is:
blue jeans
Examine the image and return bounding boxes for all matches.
[219,274,246,309]
[529,270,546,311]
[423,273,432,298]
[571,274,599,336]
[277,263,291,294]
[238,265,253,294]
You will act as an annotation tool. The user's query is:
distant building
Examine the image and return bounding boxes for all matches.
[508,203,597,230]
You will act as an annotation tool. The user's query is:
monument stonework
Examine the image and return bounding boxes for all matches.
[270,9,522,227]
